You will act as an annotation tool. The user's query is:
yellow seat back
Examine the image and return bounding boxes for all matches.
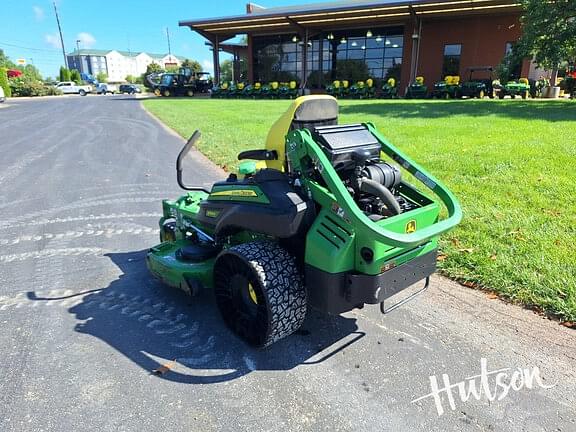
[342,80,349,88]
[237,82,245,90]
[415,76,424,85]
[366,78,373,88]
[387,77,396,87]
[221,82,229,90]
[333,80,340,89]
[357,81,365,88]
[255,82,261,89]
[289,81,297,89]
[444,75,453,85]
[271,82,279,90]
[264,96,339,171]
[452,76,460,85]
[519,77,529,85]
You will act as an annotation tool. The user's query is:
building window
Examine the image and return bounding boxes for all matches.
[442,44,462,77]
[252,27,403,88]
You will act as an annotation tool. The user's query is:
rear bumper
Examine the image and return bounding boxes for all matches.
[306,249,437,314]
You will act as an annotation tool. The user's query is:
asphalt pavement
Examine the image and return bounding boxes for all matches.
[0,95,574,432]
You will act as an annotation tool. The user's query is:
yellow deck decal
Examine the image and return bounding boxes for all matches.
[211,190,258,197]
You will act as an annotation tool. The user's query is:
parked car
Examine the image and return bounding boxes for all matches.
[95,83,117,95]
[0,86,5,103]
[119,84,141,94]
[55,81,92,96]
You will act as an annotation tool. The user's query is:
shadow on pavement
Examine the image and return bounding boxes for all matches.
[29,250,361,384]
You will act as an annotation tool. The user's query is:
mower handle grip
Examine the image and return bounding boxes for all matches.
[176,130,210,193]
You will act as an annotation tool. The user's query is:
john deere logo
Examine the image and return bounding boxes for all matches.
[406,220,417,233]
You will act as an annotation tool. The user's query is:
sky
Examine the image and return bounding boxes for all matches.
[0,0,309,78]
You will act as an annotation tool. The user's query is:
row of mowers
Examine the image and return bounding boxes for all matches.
[325,78,399,99]
[211,81,299,99]
[417,67,532,100]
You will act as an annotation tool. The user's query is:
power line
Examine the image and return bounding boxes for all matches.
[0,42,62,54]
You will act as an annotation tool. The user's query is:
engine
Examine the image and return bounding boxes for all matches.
[312,124,416,219]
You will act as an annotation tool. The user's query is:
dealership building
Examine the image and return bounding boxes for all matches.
[180,0,536,93]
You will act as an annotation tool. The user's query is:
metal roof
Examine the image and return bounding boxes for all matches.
[67,49,186,61]
[180,0,521,38]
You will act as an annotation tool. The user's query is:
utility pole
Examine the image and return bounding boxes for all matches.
[53,1,67,68]
[76,39,82,73]
[166,27,172,56]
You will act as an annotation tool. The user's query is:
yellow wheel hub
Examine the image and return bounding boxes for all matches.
[248,283,258,305]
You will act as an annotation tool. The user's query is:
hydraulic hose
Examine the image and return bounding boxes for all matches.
[359,178,402,216]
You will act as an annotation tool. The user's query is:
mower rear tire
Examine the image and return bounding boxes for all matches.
[162,89,171,97]
[214,241,307,348]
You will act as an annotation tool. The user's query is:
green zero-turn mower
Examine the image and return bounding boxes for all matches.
[146,96,462,347]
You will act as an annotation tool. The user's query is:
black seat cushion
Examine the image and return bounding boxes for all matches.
[176,243,222,262]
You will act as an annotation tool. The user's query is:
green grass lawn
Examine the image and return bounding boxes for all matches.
[143,98,576,323]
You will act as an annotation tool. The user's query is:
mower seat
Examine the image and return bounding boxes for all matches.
[240,96,339,172]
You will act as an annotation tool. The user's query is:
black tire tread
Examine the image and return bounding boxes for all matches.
[215,241,306,347]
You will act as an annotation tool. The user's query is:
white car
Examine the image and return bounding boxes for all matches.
[55,81,92,96]
[0,86,5,103]
[95,83,117,95]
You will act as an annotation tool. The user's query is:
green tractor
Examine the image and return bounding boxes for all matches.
[494,78,531,99]
[146,96,462,347]
[431,75,461,99]
[404,76,428,99]
[380,78,398,99]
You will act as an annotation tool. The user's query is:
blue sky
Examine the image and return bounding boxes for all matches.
[1,0,307,78]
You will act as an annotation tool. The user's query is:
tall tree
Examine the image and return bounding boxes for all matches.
[181,59,202,72]
[70,69,82,84]
[518,0,576,84]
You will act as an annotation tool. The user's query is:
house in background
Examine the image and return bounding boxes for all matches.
[66,49,185,82]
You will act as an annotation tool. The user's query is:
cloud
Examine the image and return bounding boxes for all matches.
[202,59,214,74]
[45,33,61,49]
[77,32,96,48]
[33,6,44,21]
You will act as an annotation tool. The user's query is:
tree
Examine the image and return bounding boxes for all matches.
[21,64,42,81]
[0,67,11,97]
[70,69,82,84]
[220,59,233,82]
[181,59,202,72]
[96,72,108,83]
[517,0,576,85]
[125,74,136,83]
[0,50,17,70]
[59,66,71,82]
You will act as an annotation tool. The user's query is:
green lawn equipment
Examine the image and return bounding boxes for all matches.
[459,67,495,99]
[210,82,230,98]
[349,79,376,99]
[278,81,299,99]
[494,78,531,99]
[261,82,280,99]
[405,76,428,99]
[380,78,398,99]
[431,75,461,99]
[146,96,462,347]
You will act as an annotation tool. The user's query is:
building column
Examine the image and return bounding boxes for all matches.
[400,22,415,95]
[213,36,220,85]
[301,28,309,92]
[247,34,254,83]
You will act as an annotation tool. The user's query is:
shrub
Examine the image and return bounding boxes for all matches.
[59,66,71,82]
[70,69,82,84]
[0,67,11,97]
[9,76,61,97]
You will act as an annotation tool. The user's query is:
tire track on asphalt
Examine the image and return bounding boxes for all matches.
[0,196,166,229]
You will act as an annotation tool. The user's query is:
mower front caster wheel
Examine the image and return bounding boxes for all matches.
[214,241,307,348]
